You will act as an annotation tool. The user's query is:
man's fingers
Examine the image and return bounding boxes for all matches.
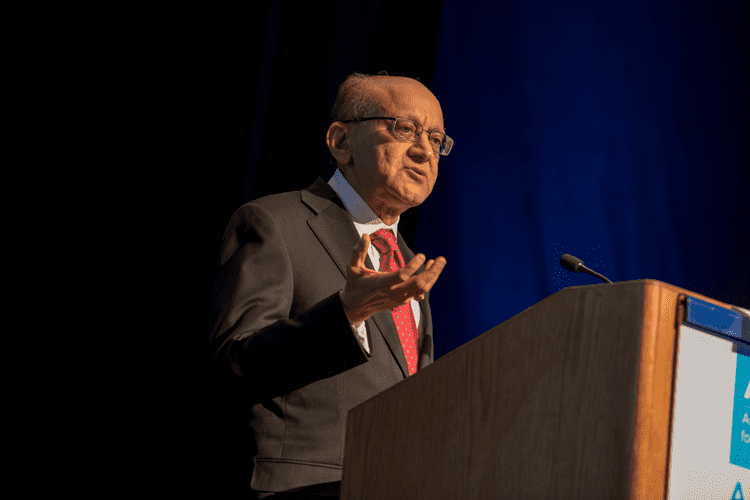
[411,256,446,293]
[417,256,446,289]
[426,256,447,279]
[390,256,446,298]
[349,233,370,270]
[359,233,372,269]
[400,253,426,278]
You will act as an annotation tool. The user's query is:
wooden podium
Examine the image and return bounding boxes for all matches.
[341,279,749,499]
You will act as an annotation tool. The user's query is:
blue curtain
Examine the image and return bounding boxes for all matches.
[416,0,749,357]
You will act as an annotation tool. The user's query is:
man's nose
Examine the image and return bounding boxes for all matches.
[408,132,434,161]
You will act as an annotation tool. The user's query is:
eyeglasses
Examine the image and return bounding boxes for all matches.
[341,116,454,156]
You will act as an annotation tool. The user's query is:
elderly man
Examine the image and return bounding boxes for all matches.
[208,73,452,499]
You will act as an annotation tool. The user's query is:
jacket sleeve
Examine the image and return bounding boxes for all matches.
[208,202,368,403]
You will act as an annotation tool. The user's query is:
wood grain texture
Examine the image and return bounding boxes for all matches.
[343,281,646,499]
[629,280,675,500]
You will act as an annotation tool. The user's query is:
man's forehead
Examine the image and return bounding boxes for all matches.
[369,77,444,128]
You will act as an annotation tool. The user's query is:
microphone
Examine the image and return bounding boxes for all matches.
[560,254,613,284]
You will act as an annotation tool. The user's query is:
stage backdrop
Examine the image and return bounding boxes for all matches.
[414,0,749,356]
[206,0,748,359]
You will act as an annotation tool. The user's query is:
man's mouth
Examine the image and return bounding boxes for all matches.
[404,167,427,180]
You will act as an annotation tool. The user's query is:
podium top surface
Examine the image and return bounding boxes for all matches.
[560,279,748,344]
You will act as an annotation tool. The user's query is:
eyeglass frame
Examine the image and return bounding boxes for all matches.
[340,116,454,156]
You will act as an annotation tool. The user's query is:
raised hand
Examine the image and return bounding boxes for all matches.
[339,233,446,326]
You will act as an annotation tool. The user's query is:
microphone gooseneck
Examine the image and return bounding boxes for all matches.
[560,254,613,284]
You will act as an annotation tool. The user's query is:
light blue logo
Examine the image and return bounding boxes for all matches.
[731,353,750,470]
[732,481,744,500]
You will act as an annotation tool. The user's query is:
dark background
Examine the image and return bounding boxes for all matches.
[205,0,748,359]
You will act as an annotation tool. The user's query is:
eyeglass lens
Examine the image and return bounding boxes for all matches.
[392,117,452,155]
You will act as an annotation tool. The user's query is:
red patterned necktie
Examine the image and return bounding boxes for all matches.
[370,228,419,375]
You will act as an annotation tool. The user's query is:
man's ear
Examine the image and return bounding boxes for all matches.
[326,122,352,165]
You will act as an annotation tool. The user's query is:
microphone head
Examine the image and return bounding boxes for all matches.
[560,254,584,273]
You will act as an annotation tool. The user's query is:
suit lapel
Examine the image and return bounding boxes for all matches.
[305,206,360,279]
[417,292,433,368]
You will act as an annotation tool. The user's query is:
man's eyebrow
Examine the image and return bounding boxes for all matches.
[403,113,444,132]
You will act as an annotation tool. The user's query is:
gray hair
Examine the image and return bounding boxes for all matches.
[329,71,393,123]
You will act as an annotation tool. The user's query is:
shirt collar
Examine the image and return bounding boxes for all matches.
[328,168,399,235]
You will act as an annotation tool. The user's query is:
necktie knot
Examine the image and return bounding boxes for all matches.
[370,229,405,270]
[370,228,398,251]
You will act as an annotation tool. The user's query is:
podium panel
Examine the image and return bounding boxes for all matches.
[667,319,750,497]
[341,280,749,499]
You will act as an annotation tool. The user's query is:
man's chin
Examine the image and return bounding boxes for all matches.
[395,190,430,210]
[381,182,432,212]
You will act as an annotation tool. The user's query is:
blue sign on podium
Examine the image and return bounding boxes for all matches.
[731,353,750,470]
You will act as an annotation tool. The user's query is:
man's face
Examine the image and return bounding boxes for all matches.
[347,78,444,212]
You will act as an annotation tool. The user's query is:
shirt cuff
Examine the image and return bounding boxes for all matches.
[339,290,370,354]
[352,321,370,354]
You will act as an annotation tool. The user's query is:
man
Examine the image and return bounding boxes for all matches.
[208,73,451,498]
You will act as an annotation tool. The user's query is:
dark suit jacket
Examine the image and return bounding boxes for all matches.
[208,178,434,495]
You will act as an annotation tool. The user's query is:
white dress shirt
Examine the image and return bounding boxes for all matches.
[328,169,422,354]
